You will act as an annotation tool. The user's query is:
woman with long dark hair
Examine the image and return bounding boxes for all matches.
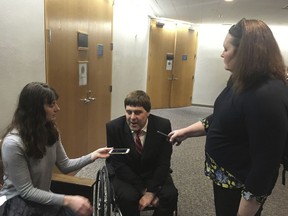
[0,82,111,216]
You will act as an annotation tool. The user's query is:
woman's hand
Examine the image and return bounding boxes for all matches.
[237,197,261,216]
[168,121,206,146]
[91,147,112,161]
[64,195,93,216]
[168,129,188,146]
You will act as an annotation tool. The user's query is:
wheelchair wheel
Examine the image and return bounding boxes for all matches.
[95,166,111,216]
[109,180,122,216]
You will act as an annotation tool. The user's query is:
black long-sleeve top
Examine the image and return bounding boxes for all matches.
[205,79,288,196]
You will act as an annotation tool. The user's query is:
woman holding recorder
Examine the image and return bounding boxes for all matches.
[169,18,288,216]
[0,82,112,216]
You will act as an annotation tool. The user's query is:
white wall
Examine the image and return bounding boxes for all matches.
[0,0,152,131]
[111,0,154,119]
[1,1,288,131]
[192,24,288,106]
[0,0,45,132]
[271,25,288,66]
[192,24,231,106]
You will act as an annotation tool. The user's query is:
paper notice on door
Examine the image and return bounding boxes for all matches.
[79,62,87,86]
[166,60,173,70]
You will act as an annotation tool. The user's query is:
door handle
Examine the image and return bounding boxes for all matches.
[88,96,96,101]
[87,90,96,102]
[167,76,178,81]
[80,98,90,104]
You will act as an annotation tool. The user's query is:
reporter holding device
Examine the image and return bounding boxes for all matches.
[106,90,178,216]
[169,19,288,216]
[109,148,130,154]
[0,82,112,216]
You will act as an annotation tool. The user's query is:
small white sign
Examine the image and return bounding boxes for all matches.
[166,60,173,70]
[79,62,87,86]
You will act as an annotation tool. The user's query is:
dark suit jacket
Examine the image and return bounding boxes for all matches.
[106,114,172,193]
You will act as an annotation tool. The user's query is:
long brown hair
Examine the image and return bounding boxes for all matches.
[1,82,59,159]
[229,19,286,92]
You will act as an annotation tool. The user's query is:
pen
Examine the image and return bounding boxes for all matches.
[157,130,169,138]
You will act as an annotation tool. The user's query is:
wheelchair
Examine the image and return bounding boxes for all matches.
[95,165,120,216]
[94,165,178,216]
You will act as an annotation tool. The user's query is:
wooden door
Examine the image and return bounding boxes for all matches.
[170,27,198,107]
[147,20,198,109]
[45,0,113,158]
[146,20,176,108]
[86,0,113,152]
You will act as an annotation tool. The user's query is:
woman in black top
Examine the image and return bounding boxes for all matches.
[169,18,288,216]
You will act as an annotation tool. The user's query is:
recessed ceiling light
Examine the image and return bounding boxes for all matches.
[225,0,234,2]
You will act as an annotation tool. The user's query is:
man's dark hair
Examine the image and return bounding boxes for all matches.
[124,90,151,112]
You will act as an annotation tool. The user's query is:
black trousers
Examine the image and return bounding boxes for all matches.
[111,175,178,216]
[213,183,263,216]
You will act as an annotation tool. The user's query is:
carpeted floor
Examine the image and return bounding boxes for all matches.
[77,106,288,216]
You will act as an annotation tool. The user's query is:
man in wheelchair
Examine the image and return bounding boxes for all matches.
[106,90,178,216]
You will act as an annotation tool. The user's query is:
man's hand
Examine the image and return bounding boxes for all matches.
[139,192,155,211]
[151,196,159,207]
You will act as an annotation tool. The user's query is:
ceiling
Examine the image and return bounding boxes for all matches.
[146,0,288,25]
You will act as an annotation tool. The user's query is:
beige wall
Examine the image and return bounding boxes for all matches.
[192,24,288,106]
[0,0,45,132]
[1,0,288,132]
[111,0,153,119]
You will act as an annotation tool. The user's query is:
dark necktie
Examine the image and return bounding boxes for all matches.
[134,130,142,154]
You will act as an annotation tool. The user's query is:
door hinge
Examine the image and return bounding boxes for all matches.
[109,85,112,92]
[47,29,52,43]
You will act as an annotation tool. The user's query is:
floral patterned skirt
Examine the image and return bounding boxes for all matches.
[204,153,244,189]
